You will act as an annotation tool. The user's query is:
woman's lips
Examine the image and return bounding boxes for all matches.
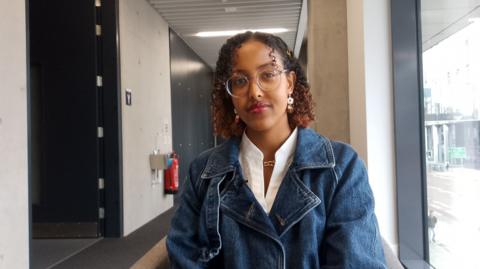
[247,102,269,113]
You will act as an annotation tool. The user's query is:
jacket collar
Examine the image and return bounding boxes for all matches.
[201,127,335,179]
[291,127,336,170]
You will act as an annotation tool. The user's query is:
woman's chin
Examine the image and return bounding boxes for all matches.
[243,114,290,134]
[244,118,277,133]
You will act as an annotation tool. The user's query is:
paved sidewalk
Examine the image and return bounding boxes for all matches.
[427,168,480,269]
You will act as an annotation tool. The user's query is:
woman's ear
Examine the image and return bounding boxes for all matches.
[286,71,296,95]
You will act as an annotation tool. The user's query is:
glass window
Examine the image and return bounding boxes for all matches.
[421,1,480,268]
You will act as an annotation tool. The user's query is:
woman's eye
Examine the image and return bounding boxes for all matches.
[261,71,276,80]
[233,77,248,86]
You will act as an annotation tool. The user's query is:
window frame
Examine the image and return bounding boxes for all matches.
[391,0,432,267]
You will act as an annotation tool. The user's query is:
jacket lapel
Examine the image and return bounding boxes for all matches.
[220,168,279,240]
[268,169,322,237]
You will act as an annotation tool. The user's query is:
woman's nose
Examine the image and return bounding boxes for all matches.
[247,78,262,99]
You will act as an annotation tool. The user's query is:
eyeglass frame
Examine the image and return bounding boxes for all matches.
[223,67,290,98]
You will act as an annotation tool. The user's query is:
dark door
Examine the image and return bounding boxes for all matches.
[169,29,214,204]
[30,0,102,238]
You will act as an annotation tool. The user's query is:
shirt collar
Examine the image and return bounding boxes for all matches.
[239,127,298,163]
[201,127,335,179]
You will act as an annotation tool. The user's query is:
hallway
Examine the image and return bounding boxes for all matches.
[31,208,174,268]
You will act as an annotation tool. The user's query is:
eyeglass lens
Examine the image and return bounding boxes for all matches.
[226,67,283,97]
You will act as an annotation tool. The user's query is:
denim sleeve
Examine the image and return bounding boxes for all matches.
[166,164,208,269]
[320,145,387,269]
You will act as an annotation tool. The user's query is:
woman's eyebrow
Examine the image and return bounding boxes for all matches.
[257,62,273,69]
[233,62,275,73]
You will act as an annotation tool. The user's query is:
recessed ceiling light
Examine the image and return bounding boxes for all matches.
[225,7,237,12]
[195,28,289,37]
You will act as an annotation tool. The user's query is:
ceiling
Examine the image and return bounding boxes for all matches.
[146,0,480,66]
[422,0,480,50]
[146,0,304,69]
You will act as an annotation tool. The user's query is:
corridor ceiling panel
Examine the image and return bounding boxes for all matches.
[147,0,303,68]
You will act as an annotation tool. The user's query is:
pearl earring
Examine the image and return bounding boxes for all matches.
[234,109,240,123]
[287,95,294,114]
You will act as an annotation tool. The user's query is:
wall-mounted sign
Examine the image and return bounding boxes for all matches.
[126,88,132,106]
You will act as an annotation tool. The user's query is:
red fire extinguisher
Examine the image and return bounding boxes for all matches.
[164,153,179,194]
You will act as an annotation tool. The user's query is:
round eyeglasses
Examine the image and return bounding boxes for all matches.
[225,67,288,98]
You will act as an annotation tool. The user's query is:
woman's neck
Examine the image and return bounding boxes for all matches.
[245,123,293,161]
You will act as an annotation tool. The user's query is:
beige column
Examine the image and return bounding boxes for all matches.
[307,0,350,142]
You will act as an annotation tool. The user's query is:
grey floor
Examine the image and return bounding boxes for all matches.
[30,207,175,269]
[31,238,101,269]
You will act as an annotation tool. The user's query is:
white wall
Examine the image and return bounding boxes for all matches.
[347,0,398,252]
[119,0,174,236]
[0,1,29,268]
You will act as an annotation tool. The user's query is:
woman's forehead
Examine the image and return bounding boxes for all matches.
[232,40,281,70]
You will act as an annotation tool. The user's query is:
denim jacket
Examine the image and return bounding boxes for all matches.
[167,127,386,268]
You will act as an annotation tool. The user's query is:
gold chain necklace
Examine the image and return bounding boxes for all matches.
[263,160,275,167]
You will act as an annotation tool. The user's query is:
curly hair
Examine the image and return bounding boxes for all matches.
[212,31,315,138]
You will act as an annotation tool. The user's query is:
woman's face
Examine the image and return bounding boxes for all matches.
[230,40,295,133]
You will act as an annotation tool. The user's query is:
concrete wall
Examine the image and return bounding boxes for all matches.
[308,0,398,253]
[119,0,173,236]
[347,0,398,251]
[307,0,350,142]
[0,1,29,268]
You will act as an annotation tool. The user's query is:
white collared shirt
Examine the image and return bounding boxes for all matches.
[238,128,298,213]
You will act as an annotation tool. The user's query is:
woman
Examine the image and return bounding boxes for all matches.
[166,31,386,268]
